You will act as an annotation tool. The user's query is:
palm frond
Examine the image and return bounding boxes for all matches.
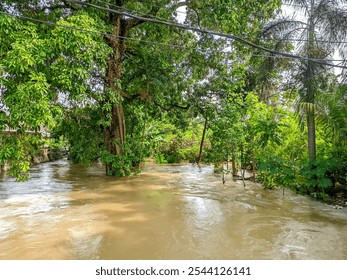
[314,2,347,43]
[315,89,347,144]
[283,0,309,13]
[298,101,319,114]
[262,18,307,38]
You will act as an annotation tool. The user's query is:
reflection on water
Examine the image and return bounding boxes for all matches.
[0,160,346,259]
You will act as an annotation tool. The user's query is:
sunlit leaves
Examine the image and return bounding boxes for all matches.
[50,13,111,99]
[247,96,286,148]
[0,10,115,179]
[187,0,281,36]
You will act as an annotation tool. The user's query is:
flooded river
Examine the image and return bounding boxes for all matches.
[0,160,346,260]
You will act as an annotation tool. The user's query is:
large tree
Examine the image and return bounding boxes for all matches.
[1,0,281,178]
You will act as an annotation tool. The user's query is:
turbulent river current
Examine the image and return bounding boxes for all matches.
[0,159,346,259]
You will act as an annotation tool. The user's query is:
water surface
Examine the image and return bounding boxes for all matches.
[0,160,346,259]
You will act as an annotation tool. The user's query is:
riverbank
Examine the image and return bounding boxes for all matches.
[329,190,347,209]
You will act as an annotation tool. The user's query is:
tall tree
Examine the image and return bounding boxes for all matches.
[1,0,282,178]
[263,0,347,161]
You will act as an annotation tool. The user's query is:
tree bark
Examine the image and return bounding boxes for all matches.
[251,149,256,181]
[101,5,160,175]
[197,118,208,164]
[231,151,237,176]
[307,110,316,161]
[103,15,127,175]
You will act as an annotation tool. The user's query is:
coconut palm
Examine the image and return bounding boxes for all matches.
[263,0,347,161]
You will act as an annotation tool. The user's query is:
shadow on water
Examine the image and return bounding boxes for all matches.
[0,159,346,259]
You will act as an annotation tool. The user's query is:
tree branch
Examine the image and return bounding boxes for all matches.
[120,90,189,110]
[61,0,78,10]
[40,4,69,11]
[126,18,145,30]
[153,100,190,111]
[126,1,162,30]
[119,91,150,102]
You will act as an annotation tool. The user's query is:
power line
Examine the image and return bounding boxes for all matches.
[1,10,345,64]
[0,10,193,50]
[95,0,347,45]
[0,11,106,36]
[94,0,347,45]
[256,37,347,44]
[282,3,308,8]
[0,9,346,68]
[66,0,347,69]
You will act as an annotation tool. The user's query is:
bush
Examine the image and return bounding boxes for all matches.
[257,156,298,189]
[155,154,167,164]
[300,158,346,200]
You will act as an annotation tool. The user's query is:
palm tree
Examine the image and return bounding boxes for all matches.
[263,0,347,161]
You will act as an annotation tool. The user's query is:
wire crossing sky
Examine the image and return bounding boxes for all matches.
[66,0,347,70]
[0,1,345,69]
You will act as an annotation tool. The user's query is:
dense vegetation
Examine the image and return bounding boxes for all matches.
[0,1,346,204]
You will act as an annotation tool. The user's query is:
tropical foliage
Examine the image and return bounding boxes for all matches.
[0,1,346,204]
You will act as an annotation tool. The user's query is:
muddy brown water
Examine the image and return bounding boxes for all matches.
[0,159,346,260]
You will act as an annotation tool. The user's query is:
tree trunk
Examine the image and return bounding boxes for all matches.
[251,149,256,181]
[197,118,208,164]
[307,110,316,161]
[240,143,246,187]
[101,11,148,176]
[103,16,127,175]
[231,151,237,176]
[306,0,316,162]
[250,134,256,181]
[103,102,126,175]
